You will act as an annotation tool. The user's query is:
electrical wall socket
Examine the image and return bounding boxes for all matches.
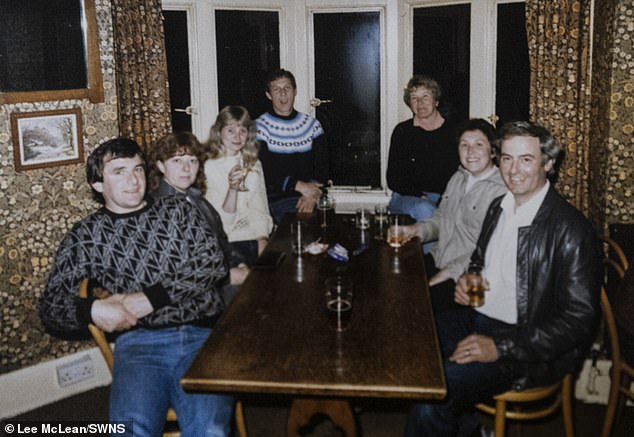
[56,354,95,387]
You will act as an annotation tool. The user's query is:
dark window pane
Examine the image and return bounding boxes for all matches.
[314,12,381,187]
[215,10,279,118]
[163,10,192,133]
[413,5,470,122]
[0,0,86,92]
[496,2,529,126]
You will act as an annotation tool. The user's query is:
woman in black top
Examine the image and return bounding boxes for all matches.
[386,75,459,232]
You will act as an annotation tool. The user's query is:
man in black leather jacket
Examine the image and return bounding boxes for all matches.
[405,121,601,436]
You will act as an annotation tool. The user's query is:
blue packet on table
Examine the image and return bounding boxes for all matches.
[327,243,349,262]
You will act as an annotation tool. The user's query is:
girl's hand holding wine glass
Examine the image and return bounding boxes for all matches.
[228,165,245,191]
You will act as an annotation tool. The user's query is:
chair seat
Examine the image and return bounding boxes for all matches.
[475,374,573,437]
[490,381,561,403]
[476,382,563,419]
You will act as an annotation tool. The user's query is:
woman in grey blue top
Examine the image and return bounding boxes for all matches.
[399,119,507,312]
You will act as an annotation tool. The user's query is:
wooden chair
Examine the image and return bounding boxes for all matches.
[598,235,629,287]
[474,373,574,437]
[473,236,631,437]
[79,278,247,437]
[598,238,633,437]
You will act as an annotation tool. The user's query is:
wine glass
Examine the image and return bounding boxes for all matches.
[373,205,388,239]
[238,155,249,192]
[317,191,334,228]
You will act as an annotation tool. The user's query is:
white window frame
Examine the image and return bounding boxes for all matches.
[161,0,523,208]
[162,0,290,141]
[161,1,203,135]
[398,0,524,122]
[305,2,390,202]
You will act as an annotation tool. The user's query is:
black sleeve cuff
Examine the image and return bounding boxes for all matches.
[144,283,170,310]
[229,249,246,268]
[493,336,513,359]
[76,296,96,326]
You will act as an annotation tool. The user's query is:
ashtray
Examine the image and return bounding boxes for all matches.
[306,240,329,255]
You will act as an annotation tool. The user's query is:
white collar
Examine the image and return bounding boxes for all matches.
[467,166,498,183]
[500,180,550,227]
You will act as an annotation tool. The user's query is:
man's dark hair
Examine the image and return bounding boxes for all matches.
[497,121,562,178]
[86,138,146,204]
[264,68,297,92]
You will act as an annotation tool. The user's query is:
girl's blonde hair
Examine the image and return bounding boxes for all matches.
[206,105,259,169]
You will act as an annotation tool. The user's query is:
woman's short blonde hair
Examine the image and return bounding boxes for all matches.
[403,75,442,107]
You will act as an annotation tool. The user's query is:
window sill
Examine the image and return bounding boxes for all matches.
[329,188,390,213]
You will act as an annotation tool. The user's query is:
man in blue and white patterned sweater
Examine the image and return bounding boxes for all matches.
[39,138,233,437]
[256,68,329,223]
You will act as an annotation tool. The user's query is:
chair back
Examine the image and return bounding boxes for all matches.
[608,224,634,262]
[598,237,634,437]
[79,278,114,371]
[599,235,628,296]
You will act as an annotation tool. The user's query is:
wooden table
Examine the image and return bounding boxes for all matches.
[182,213,446,435]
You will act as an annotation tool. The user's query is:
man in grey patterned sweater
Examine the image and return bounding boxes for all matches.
[39,138,233,437]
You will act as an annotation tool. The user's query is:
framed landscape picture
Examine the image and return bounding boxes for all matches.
[11,108,84,171]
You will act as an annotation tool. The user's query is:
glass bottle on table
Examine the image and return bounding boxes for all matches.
[386,214,405,249]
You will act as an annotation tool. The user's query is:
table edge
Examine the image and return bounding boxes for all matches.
[181,377,447,400]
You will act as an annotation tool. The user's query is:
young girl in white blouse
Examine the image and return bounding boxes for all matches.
[205,106,273,265]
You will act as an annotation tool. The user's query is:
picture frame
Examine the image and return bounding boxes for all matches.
[11,109,84,171]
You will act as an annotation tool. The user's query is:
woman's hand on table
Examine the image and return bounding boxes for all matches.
[400,223,423,243]
[230,264,250,286]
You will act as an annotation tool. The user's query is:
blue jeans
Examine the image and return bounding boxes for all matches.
[110,326,234,437]
[388,192,440,254]
[404,308,515,437]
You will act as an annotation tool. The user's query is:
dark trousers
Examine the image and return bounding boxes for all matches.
[230,240,258,267]
[404,307,515,437]
[268,196,300,225]
[424,254,462,315]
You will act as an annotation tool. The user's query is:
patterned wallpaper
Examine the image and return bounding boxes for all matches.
[589,0,634,231]
[0,0,118,373]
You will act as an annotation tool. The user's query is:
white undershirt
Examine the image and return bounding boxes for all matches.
[478,181,550,324]
[464,166,498,193]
